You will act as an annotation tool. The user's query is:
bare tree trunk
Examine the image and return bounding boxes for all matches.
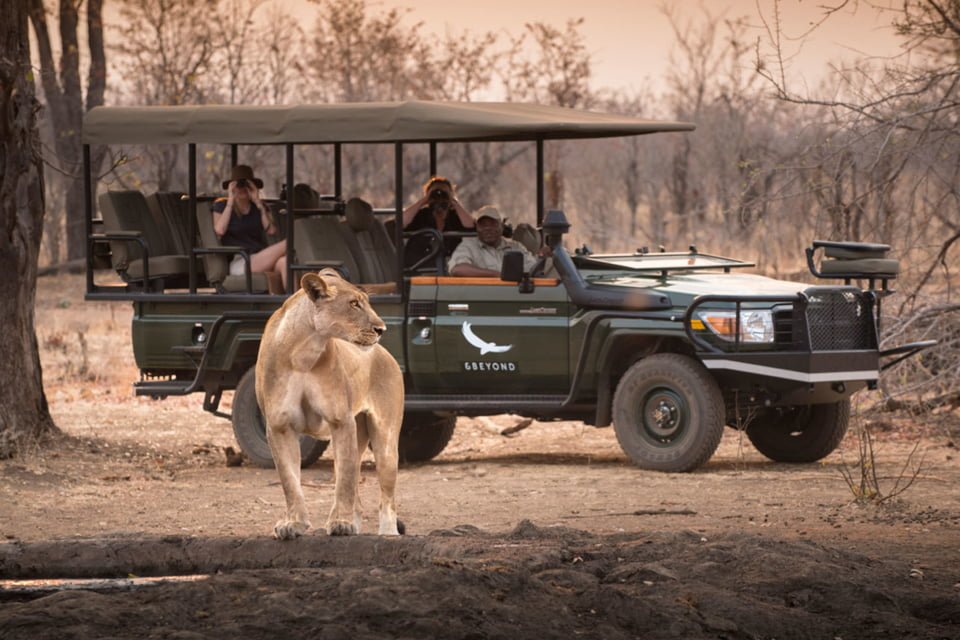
[29,0,105,261]
[0,0,58,457]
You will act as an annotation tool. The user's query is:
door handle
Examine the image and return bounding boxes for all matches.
[411,317,433,345]
[448,303,469,312]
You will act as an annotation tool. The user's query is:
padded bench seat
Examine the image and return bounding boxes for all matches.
[819,258,900,277]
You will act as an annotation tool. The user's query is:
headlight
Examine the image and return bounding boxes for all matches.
[694,309,775,343]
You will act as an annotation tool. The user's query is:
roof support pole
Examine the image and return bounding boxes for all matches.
[230,144,238,168]
[536,138,545,226]
[83,144,93,294]
[395,143,404,287]
[188,143,198,293]
[334,143,342,198]
[286,143,295,294]
[429,142,437,176]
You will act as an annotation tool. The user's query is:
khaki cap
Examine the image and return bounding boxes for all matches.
[474,205,502,223]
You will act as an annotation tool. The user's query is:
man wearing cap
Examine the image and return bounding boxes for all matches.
[448,206,538,277]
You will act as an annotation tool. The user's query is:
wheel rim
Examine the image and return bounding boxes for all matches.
[640,387,689,445]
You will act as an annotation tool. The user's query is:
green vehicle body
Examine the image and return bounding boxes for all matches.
[128,244,869,420]
[83,102,932,472]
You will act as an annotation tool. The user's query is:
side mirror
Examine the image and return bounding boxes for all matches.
[501,251,535,293]
[500,250,525,283]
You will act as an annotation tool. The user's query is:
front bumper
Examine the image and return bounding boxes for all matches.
[699,350,878,384]
[699,350,876,405]
[685,288,880,405]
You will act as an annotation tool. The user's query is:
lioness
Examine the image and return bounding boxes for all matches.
[256,269,404,539]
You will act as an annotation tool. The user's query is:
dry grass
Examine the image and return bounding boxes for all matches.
[36,273,139,402]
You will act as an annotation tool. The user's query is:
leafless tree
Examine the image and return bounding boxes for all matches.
[308,0,429,103]
[111,0,218,190]
[303,0,432,197]
[502,19,593,210]
[260,2,306,105]
[29,0,106,262]
[427,30,499,102]
[1,0,58,457]
[753,0,960,422]
[210,0,267,105]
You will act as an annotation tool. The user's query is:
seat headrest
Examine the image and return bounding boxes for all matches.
[345,197,375,231]
[293,183,320,209]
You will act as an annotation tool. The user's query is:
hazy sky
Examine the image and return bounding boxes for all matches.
[289,0,904,94]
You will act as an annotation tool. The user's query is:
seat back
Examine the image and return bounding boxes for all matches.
[98,190,179,271]
[295,216,364,283]
[343,197,398,283]
[195,200,228,287]
[292,183,361,282]
[146,192,193,255]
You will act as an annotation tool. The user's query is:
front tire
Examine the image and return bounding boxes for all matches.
[397,412,456,464]
[612,354,725,472]
[231,368,328,469]
[746,400,850,463]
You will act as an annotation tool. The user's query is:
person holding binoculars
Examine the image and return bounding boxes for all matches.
[212,164,287,292]
[401,176,476,269]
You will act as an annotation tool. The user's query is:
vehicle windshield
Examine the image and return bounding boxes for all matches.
[574,252,754,274]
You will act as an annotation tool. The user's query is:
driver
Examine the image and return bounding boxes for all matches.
[449,206,538,277]
[401,176,475,269]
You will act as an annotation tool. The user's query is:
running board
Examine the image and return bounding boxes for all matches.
[404,394,571,412]
[134,380,194,398]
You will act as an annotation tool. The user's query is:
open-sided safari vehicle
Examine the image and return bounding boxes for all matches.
[81,101,935,472]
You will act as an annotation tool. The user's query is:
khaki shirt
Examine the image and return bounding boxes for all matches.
[448,237,538,274]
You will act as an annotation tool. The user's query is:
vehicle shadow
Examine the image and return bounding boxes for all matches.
[408,452,630,468]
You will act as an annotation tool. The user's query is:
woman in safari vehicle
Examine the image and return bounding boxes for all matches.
[212,165,287,292]
[401,176,475,269]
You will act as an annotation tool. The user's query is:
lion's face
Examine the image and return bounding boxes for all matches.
[301,270,386,347]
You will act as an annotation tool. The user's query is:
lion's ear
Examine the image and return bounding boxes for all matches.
[301,272,330,301]
[318,267,343,280]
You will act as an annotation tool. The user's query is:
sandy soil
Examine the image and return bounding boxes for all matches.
[1,273,958,639]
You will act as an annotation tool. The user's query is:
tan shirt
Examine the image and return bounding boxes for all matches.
[448,237,538,273]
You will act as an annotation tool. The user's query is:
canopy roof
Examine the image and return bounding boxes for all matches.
[82,101,694,145]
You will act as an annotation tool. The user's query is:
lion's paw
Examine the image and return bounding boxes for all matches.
[328,521,358,536]
[378,519,405,536]
[274,519,310,540]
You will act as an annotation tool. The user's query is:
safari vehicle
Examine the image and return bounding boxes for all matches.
[81,101,934,472]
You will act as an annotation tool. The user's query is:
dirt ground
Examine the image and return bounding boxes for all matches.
[1,273,959,639]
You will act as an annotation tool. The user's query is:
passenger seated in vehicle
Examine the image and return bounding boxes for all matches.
[401,176,475,269]
[448,206,539,277]
[212,165,287,292]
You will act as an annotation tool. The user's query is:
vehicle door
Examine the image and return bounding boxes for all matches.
[406,276,570,394]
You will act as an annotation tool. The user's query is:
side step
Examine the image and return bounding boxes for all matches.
[404,394,570,412]
[134,380,194,398]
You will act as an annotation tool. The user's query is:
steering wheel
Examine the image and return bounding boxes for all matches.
[404,228,445,273]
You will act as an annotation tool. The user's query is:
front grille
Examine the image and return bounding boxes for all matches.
[804,289,875,351]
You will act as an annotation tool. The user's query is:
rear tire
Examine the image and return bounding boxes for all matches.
[746,400,850,463]
[612,354,725,472]
[398,412,456,464]
[231,368,328,469]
